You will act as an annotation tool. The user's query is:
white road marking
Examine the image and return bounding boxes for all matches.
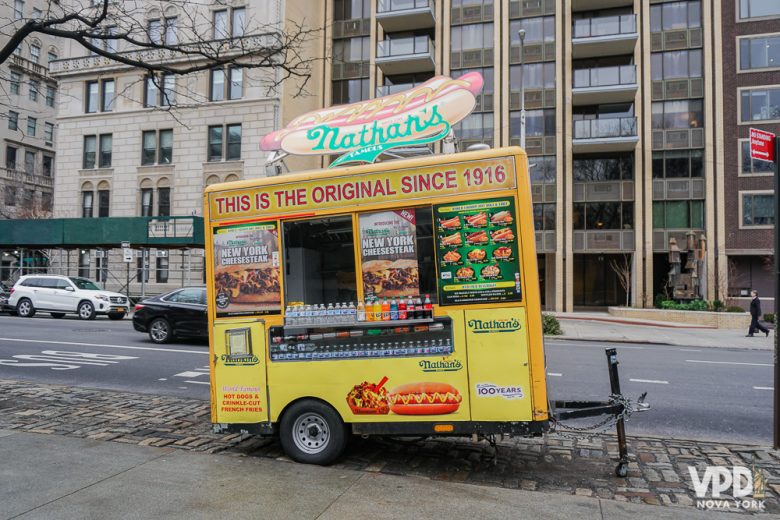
[629,378,669,384]
[0,337,206,355]
[679,348,701,352]
[0,350,139,371]
[547,342,645,350]
[158,378,167,381]
[754,386,774,390]
[547,372,562,377]
[174,371,208,378]
[686,359,772,367]
[184,380,210,386]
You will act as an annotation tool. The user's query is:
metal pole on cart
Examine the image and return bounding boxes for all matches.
[774,136,780,449]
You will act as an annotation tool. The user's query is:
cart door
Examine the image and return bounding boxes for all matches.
[464,307,533,421]
[211,319,269,424]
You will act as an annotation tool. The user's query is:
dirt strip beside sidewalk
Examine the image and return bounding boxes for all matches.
[1,379,778,514]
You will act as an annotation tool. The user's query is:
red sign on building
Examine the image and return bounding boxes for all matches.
[750,128,776,163]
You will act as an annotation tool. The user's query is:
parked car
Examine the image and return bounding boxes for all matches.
[7,275,130,320]
[0,282,10,314]
[132,287,207,344]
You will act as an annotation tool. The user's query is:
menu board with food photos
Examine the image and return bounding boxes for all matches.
[433,197,522,305]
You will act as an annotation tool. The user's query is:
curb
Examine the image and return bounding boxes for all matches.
[544,335,775,351]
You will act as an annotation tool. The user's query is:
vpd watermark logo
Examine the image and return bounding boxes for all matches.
[688,464,767,511]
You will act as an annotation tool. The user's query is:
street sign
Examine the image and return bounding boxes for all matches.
[122,248,133,263]
[750,128,776,162]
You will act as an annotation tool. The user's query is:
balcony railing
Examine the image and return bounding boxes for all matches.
[376,83,424,96]
[573,117,638,139]
[2,167,53,187]
[573,14,636,39]
[573,65,636,89]
[377,0,431,13]
[10,55,50,79]
[376,36,432,59]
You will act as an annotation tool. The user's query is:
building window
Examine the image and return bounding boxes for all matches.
[333,36,370,65]
[210,67,243,101]
[652,150,704,178]
[82,191,94,218]
[45,85,55,107]
[229,67,242,100]
[651,49,702,80]
[95,256,108,283]
[86,81,99,112]
[573,202,634,230]
[509,62,555,89]
[136,256,149,283]
[98,189,110,217]
[149,17,177,44]
[30,44,40,63]
[47,50,57,63]
[208,124,241,161]
[144,74,175,107]
[740,87,780,122]
[454,112,494,145]
[530,156,556,183]
[148,19,161,44]
[5,186,16,206]
[14,0,23,20]
[653,200,704,229]
[573,154,634,181]
[510,16,555,45]
[451,23,494,55]
[13,45,22,56]
[210,69,225,101]
[740,140,775,175]
[650,1,701,31]
[214,7,245,39]
[42,155,53,176]
[28,80,38,102]
[6,146,17,169]
[511,108,555,138]
[158,187,170,216]
[8,111,18,131]
[10,72,21,95]
[739,35,780,71]
[533,203,555,231]
[44,122,54,145]
[83,134,112,169]
[41,192,52,211]
[101,79,114,111]
[651,99,703,129]
[26,117,36,136]
[165,17,177,44]
[141,188,153,216]
[78,251,90,278]
[333,0,369,20]
[156,256,169,283]
[742,192,775,226]
[739,0,780,20]
[32,7,40,18]
[24,150,35,174]
[331,78,369,104]
[141,129,173,165]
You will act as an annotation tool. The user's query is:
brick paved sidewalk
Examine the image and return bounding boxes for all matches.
[1,378,778,515]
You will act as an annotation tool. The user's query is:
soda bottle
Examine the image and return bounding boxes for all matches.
[406,295,414,319]
[356,301,366,322]
[381,297,390,321]
[415,296,423,320]
[373,297,382,322]
[390,298,398,320]
[423,294,433,319]
[398,297,407,320]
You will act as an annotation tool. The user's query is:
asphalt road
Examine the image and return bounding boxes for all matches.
[0,314,772,445]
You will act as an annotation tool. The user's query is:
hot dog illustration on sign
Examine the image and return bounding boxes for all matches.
[260,73,484,167]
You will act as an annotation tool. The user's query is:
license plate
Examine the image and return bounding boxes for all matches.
[115,307,125,313]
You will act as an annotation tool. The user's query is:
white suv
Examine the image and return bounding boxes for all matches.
[9,275,130,320]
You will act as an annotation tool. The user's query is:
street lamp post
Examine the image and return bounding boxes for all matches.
[518,29,526,150]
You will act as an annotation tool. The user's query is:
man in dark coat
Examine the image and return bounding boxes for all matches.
[747,290,770,337]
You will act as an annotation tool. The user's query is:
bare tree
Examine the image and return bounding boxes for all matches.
[0,0,318,95]
[609,253,632,307]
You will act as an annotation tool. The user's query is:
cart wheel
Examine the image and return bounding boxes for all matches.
[615,462,628,478]
[279,400,347,465]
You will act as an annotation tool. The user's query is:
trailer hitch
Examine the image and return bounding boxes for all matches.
[551,348,650,477]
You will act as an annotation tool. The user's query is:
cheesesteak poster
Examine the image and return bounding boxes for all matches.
[359,209,420,299]
[213,223,281,317]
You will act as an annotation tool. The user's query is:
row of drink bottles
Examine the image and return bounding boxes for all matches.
[284,295,434,325]
[270,338,453,361]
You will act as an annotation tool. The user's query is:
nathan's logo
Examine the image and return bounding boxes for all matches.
[260,73,484,167]
[467,318,521,333]
[220,353,260,366]
[419,359,463,372]
[475,383,524,400]
[689,465,767,511]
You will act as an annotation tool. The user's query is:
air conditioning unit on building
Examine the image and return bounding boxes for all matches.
[156,251,168,258]
[94,250,106,258]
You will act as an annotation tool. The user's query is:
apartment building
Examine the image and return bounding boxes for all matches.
[295,0,778,311]
[0,0,59,220]
[47,0,324,295]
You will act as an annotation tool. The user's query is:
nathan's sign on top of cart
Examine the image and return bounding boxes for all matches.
[260,73,484,167]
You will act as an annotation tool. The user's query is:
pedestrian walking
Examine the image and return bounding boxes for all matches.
[747,290,770,337]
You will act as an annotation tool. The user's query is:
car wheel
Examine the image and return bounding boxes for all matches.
[279,400,348,465]
[78,301,96,320]
[16,298,35,318]
[148,318,172,344]
[50,313,65,319]
[108,312,126,320]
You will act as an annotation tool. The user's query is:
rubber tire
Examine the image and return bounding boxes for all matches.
[50,313,65,319]
[77,301,96,320]
[108,312,126,320]
[279,400,348,465]
[16,298,35,318]
[148,318,172,344]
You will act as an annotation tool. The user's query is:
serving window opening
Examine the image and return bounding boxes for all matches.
[283,216,358,305]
